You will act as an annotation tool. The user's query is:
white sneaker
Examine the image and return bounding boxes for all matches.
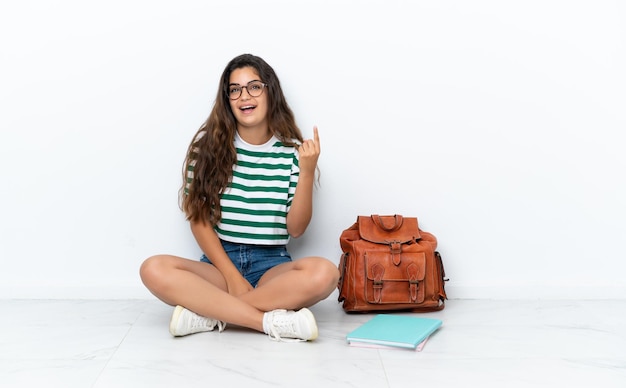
[263,308,318,342]
[169,305,226,337]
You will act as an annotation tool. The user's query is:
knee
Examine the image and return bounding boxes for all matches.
[139,255,170,289]
[308,257,340,293]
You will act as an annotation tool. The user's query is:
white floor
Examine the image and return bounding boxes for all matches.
[1,294,625,388]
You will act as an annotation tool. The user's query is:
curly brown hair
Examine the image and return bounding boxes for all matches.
[179,54,305,226]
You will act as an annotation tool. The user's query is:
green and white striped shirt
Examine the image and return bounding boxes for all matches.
[187,131,299,245]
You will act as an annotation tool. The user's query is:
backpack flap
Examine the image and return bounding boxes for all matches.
[357,214,421,244]
[364,250,426,304]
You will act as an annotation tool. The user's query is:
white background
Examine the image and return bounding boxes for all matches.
[1,0,624,299]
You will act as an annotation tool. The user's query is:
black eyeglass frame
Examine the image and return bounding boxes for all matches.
[227,80,268,100]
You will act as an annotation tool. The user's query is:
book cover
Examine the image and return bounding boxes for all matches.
[346,314,442,350]
[348,335,429,351]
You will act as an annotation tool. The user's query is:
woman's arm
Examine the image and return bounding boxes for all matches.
[286,127,320,238]
[190,221,253,295]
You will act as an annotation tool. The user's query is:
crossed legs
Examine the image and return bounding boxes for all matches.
[139,254,339,333]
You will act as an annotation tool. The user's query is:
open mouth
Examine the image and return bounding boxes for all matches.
[240,105,256,112]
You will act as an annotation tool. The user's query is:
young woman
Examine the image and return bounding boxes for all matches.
[140,54,339,341]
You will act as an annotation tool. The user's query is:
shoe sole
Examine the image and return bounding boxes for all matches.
[169,305,185,336]
[299,308,319,341]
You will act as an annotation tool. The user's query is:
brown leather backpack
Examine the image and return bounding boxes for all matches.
[337,214,448,313]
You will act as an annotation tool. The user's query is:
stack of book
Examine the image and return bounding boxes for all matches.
[346,314,442,351]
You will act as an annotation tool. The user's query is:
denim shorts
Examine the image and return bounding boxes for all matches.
[200,240,292,288]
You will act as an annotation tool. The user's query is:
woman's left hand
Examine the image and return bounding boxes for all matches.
[298,126,320,176]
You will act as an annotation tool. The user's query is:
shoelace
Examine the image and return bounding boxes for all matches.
[214,320,227,332]
[267,312,305,343]
[190,314,226,333]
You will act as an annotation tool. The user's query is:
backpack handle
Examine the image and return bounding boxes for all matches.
[371,214,403,232]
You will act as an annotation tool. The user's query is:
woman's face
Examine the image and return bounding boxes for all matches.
[228,66,269,133]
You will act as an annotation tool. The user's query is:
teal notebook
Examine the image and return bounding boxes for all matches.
[346,314,442,350]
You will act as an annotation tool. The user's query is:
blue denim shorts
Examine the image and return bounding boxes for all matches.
[200,240,292,288]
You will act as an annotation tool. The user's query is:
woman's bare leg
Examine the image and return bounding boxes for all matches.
[139,255,265,332]
[239,256,340,311]
[140,254,339,333]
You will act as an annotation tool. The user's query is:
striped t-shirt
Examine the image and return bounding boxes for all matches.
[187,131,299,245]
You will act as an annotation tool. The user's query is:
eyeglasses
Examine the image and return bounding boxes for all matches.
[227,80,267,100]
